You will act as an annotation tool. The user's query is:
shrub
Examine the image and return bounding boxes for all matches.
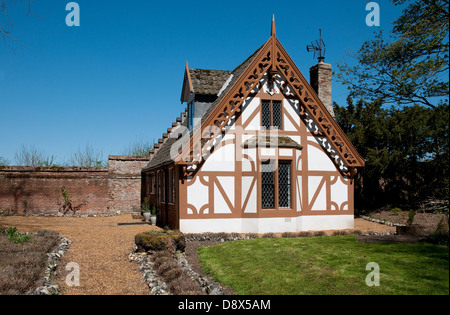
[407,210,417,225]
[168,274,203,295]
[427,217,449,246]
[296,231,312,237]
[151,248,203,295]
[135,230,185,253]
[155,260,179,277]
[163,268,184,283]
[390,207,402,215]
[427,231,449,246]
[6,227,32,244]
[332,230,349,236]
[281,232,297,238]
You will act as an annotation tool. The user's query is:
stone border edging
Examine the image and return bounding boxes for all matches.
[28,235,72,295]
[131,229,404,295]
[360,215,406,228]
[129,246,224,296]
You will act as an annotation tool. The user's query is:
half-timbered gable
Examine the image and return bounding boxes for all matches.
[142,19,364,233]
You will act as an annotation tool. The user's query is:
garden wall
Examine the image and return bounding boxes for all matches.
[0,156,149,215]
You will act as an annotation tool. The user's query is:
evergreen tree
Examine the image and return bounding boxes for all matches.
[335,98,449,211]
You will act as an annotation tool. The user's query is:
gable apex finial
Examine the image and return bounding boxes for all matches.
[271,14,276,37]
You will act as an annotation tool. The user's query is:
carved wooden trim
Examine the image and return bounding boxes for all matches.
[274,39,365,170]
[176,36,365,178]
[176,38,276,175]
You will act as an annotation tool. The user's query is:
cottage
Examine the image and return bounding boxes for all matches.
[142,18,365,233]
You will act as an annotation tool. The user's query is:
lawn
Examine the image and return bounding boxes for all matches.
[197,235,449,295]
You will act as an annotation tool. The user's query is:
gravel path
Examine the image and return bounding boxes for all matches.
[0,215,159,295]
[0,215,395,295]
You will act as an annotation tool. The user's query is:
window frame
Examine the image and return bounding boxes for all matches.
[151,173,156,194]
[160,170,165,203]
[260,159,293,210]
[168,168,175,204]
[261,99,283,130]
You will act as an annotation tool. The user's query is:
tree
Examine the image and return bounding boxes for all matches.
[14,144,57,166]
[0,156,9,166]
[121,137,154,157]
[69,145,106,167]
[0,0,35,47]
[336,0,449,108]
[335,97,449,211]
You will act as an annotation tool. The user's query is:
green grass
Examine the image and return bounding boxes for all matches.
[198,235,449,295]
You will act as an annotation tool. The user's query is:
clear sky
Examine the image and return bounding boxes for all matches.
[0,0,405,165]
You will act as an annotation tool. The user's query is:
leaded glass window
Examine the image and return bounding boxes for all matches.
[272,101,282,129]
[278,161,291,208]
[261,100,282,130]
[261,161,275,209]
[261,160,291,209]
[262,100,271,130]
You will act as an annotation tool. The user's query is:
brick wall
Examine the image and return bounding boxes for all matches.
[310,60,334,117]
[0,156,149,215]
[108,156,150,213]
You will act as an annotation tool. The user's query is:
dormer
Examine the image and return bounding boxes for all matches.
[181,62,231,130]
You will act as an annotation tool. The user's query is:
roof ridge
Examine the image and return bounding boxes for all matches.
[190,68,231,72]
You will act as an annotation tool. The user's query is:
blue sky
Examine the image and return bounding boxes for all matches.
[0,0,405,164]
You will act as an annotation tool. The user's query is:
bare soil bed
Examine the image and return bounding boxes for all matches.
[0,215,427,295]
[370,211,448,235]
[0,215,158,295]
[0,230,60,295]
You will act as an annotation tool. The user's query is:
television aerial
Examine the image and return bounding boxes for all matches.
[307,29,326,62]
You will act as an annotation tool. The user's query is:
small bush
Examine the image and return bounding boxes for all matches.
[152,256,173,270]
[281,232,297,238]
[135,230,185,253]
[168,274,203,295]
[163,268,184,283]
[427,217,449,246]
[151,248,204,295]
[427,231,449,246]
[156,260,179,277]
[332,230,349,236]
[6,227,32,244]
[152,250,172,261]
[407,210,417,225]
[390,207,402,215]
[297,231,312,237]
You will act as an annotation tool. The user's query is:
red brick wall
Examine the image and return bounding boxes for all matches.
[108,156,150,213]
[0,156,149,215]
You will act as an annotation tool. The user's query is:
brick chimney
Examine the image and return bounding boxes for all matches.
[309,60,334,118]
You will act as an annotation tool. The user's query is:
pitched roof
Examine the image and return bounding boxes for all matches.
[144,27,365,176]
[200,44,263,124]
[189,69,232,96]
[142,44,264,172]
[142,120,187,171]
